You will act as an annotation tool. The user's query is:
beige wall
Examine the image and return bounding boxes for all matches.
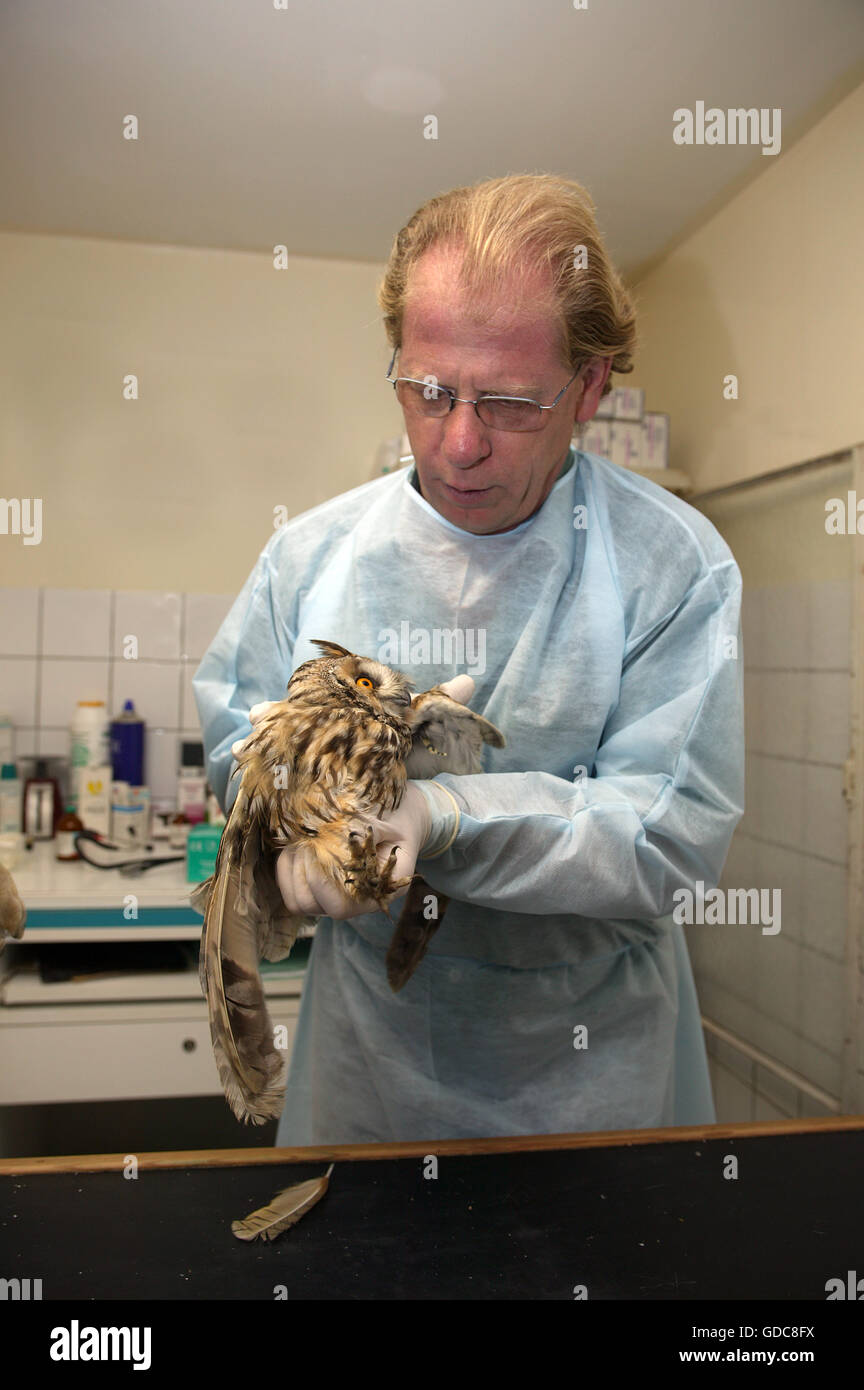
[3,82,862,594]
[0,233,395,591]
[631,82,864,491]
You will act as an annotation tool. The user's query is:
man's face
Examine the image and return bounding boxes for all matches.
[397,243,611,535]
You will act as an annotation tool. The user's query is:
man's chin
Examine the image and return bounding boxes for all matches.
[415,471,515,533]
[440,500,517,535]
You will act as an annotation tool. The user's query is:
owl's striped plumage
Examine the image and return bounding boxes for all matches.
[195,639,505,1124]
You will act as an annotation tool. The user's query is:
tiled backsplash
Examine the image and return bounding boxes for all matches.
[0,587,235,807]
[687,577,852,1120]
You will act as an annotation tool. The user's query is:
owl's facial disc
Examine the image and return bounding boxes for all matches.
[346,657,413,710]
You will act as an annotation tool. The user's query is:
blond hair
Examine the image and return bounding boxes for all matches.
[377,173,637,397]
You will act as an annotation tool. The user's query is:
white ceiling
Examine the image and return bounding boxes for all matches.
[0,0,862,276]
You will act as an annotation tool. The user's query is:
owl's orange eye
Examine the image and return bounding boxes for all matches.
[356,677,374,691]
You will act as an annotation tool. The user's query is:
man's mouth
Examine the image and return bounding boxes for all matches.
[443,481,494,502]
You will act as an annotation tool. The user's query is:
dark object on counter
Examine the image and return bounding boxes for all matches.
[38,940,193,983]
[16,755,71,806]
[110,699,145,783]
[72,827,184,872]
[22,759,63,839]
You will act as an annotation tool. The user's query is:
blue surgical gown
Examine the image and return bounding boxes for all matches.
[193,447,744,1142]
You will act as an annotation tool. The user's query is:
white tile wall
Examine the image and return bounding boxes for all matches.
[42,589,112,658]
[180,661,202,729]
[0,588,39,655]
[184,594,237,661]
[0,586,234,805]
[0,655,37,728]
[111,661,182,731]
[40,660,110,723]
[692,577,852,1122]
[114,592,182,661]
[801,858,847,961]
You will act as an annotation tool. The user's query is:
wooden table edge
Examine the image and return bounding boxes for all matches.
[2,1113,863,1175]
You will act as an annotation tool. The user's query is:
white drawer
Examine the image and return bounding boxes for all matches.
[0,999,301,1104]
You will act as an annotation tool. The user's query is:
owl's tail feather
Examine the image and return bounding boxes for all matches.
[386,876,450,992]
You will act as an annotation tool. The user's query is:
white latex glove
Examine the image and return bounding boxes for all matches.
[275,781,431,920]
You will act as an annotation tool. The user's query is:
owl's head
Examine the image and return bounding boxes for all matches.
[308,639,414,716]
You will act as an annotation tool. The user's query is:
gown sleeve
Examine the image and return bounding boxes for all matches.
[192,533,296,814]
[422,557,745,920]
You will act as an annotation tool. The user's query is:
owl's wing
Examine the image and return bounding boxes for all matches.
[194,780,315,1125]
[386,687,505,992]
[404,686,505,778]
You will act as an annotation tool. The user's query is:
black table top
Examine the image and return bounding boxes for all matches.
[2,1121,863,1300]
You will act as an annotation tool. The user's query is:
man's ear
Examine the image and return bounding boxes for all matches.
[574,358,614,423]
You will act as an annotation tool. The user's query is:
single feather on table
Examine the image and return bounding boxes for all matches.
[232,1163,334,1242]
[194,639,505,1125]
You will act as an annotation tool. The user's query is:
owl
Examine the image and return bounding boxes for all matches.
[194,639,505,1125]
[0,862,26,953]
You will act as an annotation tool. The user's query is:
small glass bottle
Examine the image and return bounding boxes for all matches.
[169,813,190,850]
[56,803,84,861]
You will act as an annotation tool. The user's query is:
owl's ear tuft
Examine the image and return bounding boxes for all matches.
[310,639,354,660]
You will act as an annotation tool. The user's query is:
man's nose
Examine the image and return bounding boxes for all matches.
[440,399,491,462]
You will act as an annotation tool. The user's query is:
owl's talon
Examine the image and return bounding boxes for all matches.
[339,822,411,905]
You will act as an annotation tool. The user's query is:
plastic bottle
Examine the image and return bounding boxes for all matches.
[177,741,206,825]
[71,701,110,771]
[0,764,21,833]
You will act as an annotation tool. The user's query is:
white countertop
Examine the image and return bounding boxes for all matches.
[8,838,202,912]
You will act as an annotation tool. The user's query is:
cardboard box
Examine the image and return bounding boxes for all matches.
[579,419,612,456]
[642,413,670,469]
[609,421,644,470]
[613,387,645,421]
[187,823,224,884]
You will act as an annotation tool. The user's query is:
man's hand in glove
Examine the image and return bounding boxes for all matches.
[275,782,432,919]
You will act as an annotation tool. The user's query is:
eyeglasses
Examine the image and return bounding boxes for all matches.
[385,348,583,433]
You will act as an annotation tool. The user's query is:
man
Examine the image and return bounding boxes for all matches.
[193,173,744,1144]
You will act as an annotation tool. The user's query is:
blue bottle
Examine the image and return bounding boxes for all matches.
[110,700,145,785]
